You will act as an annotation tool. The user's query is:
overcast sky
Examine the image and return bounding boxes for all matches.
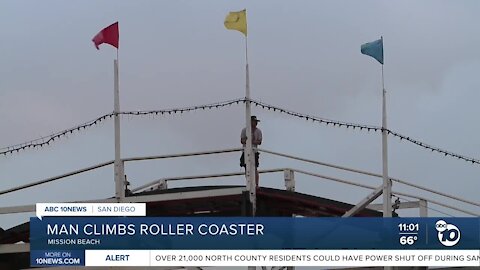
[1,1,479,229]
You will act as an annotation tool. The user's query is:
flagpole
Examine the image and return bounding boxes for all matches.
[114,49,125,202]
[244,34,256,216]
[380,36,392,217]
[244,22,259,270]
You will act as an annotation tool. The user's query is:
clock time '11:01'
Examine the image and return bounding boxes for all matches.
[398,223,419,232]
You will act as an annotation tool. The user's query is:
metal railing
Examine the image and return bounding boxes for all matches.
[259,148,480,208]
[0,147,478,217]
[0,147,479,258]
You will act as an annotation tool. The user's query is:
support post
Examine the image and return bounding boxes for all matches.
[284,169,295,192]
[244,36,256,215]
[114,59,125,201]
[382,84,392,270]
[419,199,428,217]
[381,85,392,217]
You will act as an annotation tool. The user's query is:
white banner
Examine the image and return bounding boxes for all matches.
[36,203,146,219]
[85,250,480,267]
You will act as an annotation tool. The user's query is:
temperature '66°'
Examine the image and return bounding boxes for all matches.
[399,235,418,245]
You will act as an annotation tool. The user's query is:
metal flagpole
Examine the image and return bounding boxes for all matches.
[114,50,125,202]
[244,35,256,216]
[245,33,257,270]
[381,37,392,218]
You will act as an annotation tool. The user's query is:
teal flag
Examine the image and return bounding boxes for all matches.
[361,38,383,65]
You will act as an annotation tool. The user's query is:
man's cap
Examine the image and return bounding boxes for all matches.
[251,115,260,122]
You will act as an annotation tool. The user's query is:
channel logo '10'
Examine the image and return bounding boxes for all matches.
[435,220,461,247]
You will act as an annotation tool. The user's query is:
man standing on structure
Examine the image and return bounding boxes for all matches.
[240,115,262,188]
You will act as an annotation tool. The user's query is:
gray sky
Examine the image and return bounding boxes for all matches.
[1,0,480,229]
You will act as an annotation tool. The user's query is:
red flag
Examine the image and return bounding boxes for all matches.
[92,22,119,50]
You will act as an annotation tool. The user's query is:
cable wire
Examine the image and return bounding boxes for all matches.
[2,97,479,166]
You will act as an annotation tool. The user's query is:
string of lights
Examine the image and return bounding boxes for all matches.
[387,130,479,164]
[249,99,381,131]
[119,98,245,116]
[248,98,480,165]
[1,97,479,166]
[0,113,113,155]
[0,98,245,156]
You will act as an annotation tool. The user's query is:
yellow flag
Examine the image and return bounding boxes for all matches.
[224,9,247,36]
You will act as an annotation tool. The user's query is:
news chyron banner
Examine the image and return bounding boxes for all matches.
[30,203,480,267]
